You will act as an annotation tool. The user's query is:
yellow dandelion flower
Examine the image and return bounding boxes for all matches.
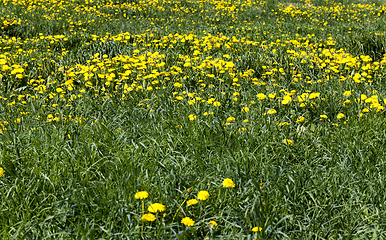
[226,117,235,122]
[197,191,210,200]
[187,199,198,206]
[0,167,3,177]
[209,220,218,227]
[283,139,293,146]
[135,191,149,200]
[296,116,305,123]
[343,90,352,96]
[56,88,64,93]
[148,203,166,213]
[242,107,250,113]
[181,217,195,226]
[336,113,345,120]
[256,93,266,100]
[309,92,320,99]
[142,213,156,222]
[267,109,277,114]
[222,178,235,188]
[213,101,221,107]
[252,226,262,232]
[188,114,197,121]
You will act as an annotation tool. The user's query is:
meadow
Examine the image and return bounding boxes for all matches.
[1,0,386,238]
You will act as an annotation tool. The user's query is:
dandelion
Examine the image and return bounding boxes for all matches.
[187,199,198,206]
[142,213,156,222]
[213,101,221,107]
[242,107,249,113]
[252,226,262,232]
[267,109,277,114]
[188,114,197,121]
[197,191,210,200]
[256,93,266,100]
[209,220,218,227]
[226,117,235,122]
[282,95,291,105]
[309,92,320,99]
[296,116,305,123]
[56,88,64,93]
[181,217,195,226]
[336,113,345,120]
[0,167,3,177]
[135,191,149,200]
[148,203,166,213]
[283,139,293,146]
[222,178,235,188]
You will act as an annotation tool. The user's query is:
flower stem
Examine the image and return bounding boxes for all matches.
[141,200,144,234]
[172,195,189,223]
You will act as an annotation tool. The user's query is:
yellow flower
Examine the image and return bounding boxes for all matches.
[282,95,291,105]
[56,88,64,93]
[336,113,345,120]
[197,191,210,200]
[142,213,156,222]
[283,139,293,146]
[252,226,262,232]
[296,116,305,123]
[256,93,266,100]
[148,203,166,213]
[209,220,218,227]
[187,199,198,206]
[135,191,148,200]
[343,90,352,96]
[267,109,277,114]
[181,217,195,226]
[320,114,328,119]
[213,101,221,107]
[222,178,235,188]
[242,107,249,113]
[188,114,197,121]
[309,92,320,99]
[0,167,3,177]
[226,117,235,122]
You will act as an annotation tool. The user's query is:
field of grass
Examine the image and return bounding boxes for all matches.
[1,0,386,238]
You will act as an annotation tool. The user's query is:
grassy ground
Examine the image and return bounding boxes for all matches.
[1,0,386,238]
